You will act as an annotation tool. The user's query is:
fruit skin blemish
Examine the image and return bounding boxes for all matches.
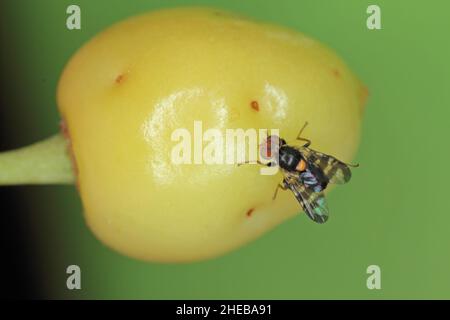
[0,7,366,263]
[251,101,260,111]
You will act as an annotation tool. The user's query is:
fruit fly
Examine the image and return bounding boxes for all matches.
[239,122,358,224]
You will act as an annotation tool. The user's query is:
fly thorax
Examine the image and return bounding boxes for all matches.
[279,147,302,171]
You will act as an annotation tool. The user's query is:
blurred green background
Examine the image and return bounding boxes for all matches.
[1,0,449,299]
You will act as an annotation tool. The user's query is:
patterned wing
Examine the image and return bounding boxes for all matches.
[299,147,352,185]
[284,173,329,224]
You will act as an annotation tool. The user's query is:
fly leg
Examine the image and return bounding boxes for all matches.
[273,180,288,200]
[237,160,276,167]
[296,121,311,147]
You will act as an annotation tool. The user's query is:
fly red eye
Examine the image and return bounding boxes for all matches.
[260,135,280,160]
[266,140,272,157]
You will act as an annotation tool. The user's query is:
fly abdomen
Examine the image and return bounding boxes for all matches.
[300,169,325,193]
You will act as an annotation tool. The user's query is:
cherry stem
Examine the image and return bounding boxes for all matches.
[0,134,75,185]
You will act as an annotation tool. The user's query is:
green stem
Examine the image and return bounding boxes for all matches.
[0,134,75,185]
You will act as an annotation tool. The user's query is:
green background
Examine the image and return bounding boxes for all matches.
[1,0,449,299]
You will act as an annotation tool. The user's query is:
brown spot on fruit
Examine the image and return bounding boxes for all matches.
[332,69,341,78]
[115,73,126,84]
[246,208,255,217]
[250,100,259,111]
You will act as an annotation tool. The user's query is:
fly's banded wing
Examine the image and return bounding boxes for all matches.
[298,147,352,185]
[284,173,329,224]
